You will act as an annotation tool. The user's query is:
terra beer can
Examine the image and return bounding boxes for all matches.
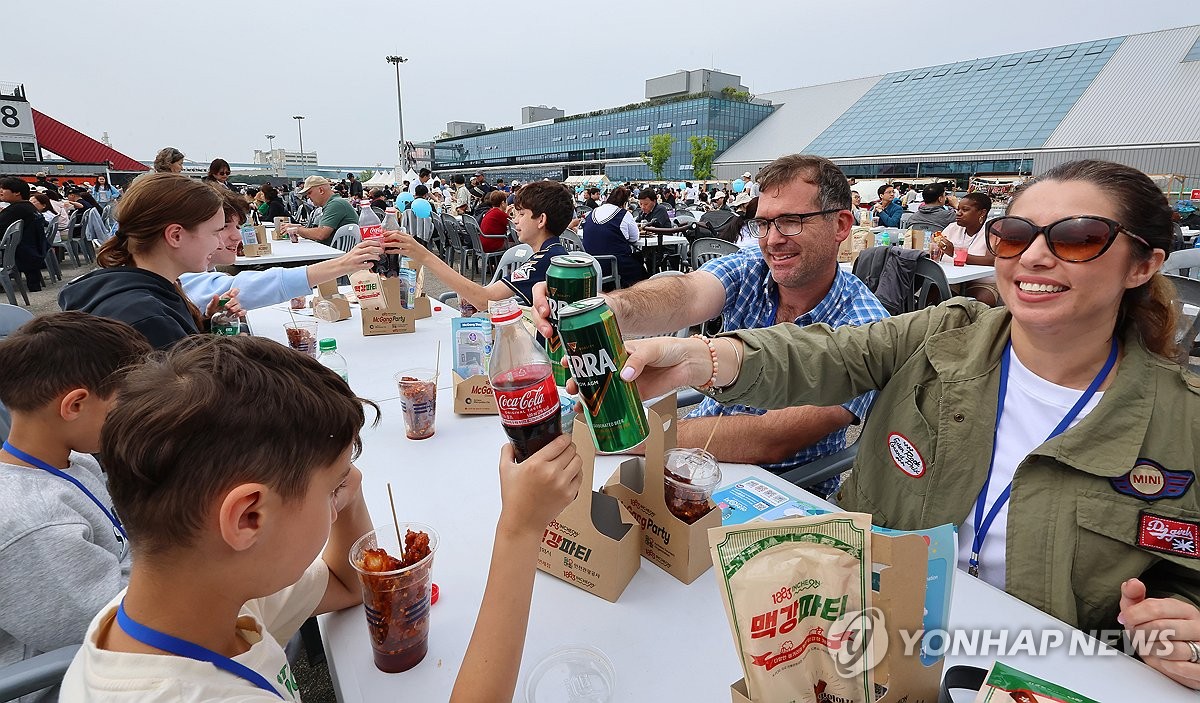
[557,297,649,453]
[546,254,599,386]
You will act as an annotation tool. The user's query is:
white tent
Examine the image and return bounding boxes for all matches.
[364,169,398,187]
[402,168,419,185]
[563,174,611,187]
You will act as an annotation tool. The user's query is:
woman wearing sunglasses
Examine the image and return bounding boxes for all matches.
[618,160,1200,689]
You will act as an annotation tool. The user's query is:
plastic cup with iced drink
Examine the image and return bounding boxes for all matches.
[663,448,722,524]
[396,368,437,440]
[350,523,438,673]
[283,321,319,358]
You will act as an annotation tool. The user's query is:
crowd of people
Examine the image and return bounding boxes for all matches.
[2,148,1200,700]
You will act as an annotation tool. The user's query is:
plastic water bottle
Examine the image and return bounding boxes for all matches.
[317,338,349,382]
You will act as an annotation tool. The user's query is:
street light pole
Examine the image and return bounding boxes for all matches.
[385,55,409,173]
[292,115,306,179]
[265,134,276,173]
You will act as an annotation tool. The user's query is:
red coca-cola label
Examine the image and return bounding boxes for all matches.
[361,223,384,240]
[493,374,559,427]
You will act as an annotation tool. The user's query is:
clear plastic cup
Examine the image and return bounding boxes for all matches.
[953,246,969,266]
[396,368,437,440]
[283,321,318,358]
[524,644,615,703]
[663,448,722,524]
[350,523,439,673]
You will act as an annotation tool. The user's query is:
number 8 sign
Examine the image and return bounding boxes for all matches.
[0,99,34,140]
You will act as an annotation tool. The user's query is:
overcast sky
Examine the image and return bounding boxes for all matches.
[9,1,1190,167]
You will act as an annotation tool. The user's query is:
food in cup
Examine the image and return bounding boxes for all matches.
[290,296,308,310]
[354,528,436,673]
[663,448,721,524]
[397,370,437,440]
[284,322,318,358]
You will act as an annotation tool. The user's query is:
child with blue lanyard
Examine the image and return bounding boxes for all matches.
[0,313,151,701]
[60,335,581,701]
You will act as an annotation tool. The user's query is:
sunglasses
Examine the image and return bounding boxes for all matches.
[985,215,1151,263]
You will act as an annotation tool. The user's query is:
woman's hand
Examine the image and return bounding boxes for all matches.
[1120,578,1200,689]
[333,240,383,276]
[205,288,244,319]
[619,337,718,399]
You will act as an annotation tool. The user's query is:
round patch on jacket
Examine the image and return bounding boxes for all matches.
[887,432,925,478]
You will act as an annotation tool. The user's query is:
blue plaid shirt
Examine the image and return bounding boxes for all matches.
[692,247,889,496]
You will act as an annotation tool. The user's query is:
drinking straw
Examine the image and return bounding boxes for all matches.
[701,414,723,455]
[387,483,403,558]
[433,340,441,386]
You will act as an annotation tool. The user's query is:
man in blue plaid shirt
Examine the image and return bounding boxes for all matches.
[533,155,887,498]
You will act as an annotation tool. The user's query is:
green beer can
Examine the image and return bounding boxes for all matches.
[557,297,649,453]
[545,254,599,386]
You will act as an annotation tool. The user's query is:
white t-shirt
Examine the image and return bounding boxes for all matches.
[941,222,995,284]
[61,559,329,701]
[956,351,1102,589]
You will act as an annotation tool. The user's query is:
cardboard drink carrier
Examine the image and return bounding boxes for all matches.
[726,522,942,703]
[240,224,272,257]
[357,266,432,336]
[538,416,642,602]
[904,227,928,252]
[272,217,291,240]
[453,372,496,414]
[602,393,720,584]
[312,280,351,322]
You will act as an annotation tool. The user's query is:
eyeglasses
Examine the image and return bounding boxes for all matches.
[217,171,230,176]
[744,208,843,238]
[985,215,1152,263]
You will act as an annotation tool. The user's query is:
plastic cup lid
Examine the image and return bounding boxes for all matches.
[524,645,615,703]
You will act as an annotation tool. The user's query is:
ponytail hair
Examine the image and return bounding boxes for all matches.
[1009,160,1178,359]
[99,173,223,331]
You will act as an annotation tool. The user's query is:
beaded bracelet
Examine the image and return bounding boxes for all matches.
[692,334,719,390]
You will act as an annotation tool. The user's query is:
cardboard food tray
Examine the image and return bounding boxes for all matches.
[537,417,642,602]
[452,372,497,414]
[360,277,432,336]
[242,224,272,257]
[602,393,720,585]
[312,280,351,322]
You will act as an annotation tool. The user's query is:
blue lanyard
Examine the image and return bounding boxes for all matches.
[116,601,285,699]
[2,441,128,541]
[968,337,1119,578]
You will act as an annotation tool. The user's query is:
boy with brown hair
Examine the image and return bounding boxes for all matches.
[62,335,581,701]
[0,313,151,698]
[390,180,574,311]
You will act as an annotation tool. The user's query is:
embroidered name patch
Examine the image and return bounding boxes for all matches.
[1137,512,1198,558]
[887,432,925,478]
[1110,459,1194,501]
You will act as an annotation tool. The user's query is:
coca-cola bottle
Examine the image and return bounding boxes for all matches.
[360,201,385,275]
[489,298,562,462]
[381,206,403,278]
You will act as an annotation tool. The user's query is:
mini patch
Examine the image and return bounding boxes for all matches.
[1110,459,1193,501]
[1137,512,1199,558]
[887,432,925,478]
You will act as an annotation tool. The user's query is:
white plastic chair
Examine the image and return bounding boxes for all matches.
[330,224,360,253]
[488,244,534,284]
[1164,248,1200,279]
[0,303,34,336]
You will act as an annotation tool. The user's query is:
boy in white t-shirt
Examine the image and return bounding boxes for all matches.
[61,335,582,702]
[932,191,1000,305]
[0,313,151,702]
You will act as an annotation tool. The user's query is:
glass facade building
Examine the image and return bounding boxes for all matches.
[432,97,774,182]
[806,37,1122,157]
